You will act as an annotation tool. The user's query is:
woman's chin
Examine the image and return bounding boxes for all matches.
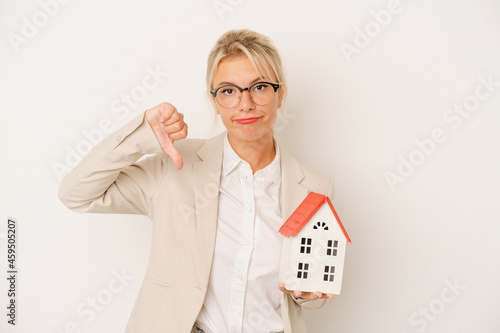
[229,127,273,144]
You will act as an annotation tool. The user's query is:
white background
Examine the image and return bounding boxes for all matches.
[1,0,500,332]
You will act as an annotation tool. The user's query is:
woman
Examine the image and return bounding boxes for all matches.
[59,29,335,333]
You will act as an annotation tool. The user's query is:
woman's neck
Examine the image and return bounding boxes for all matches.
[228,134,276,174]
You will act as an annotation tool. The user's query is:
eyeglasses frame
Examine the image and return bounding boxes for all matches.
[210,81,281,108]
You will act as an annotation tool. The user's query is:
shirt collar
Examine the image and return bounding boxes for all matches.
[222,133,281,187]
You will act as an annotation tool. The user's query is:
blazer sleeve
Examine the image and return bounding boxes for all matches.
[58,112,166,216]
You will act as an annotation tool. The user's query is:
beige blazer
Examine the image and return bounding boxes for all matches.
[59,113,334,333]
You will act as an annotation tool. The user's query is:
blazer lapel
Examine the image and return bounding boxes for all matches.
[193,132,225,279]
[280,150,309,222]
[279,149,310,333]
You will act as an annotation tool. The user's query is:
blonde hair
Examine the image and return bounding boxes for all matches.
[206,29,287,115]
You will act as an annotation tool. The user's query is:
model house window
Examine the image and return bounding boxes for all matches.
[300,237,312,254]
[326,240,338,256]
[297,263,309,279]
[324,266,335,282]
[313,221,329,230]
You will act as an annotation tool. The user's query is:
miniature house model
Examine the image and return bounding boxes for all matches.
[279,192,351,294]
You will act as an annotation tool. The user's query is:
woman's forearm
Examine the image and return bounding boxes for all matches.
[58,112,165,215]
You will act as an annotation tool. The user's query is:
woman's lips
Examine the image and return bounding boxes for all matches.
[235,117,261,124]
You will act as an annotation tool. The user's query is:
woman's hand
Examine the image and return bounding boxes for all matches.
[279,283,335,301]
[145,102,188,170]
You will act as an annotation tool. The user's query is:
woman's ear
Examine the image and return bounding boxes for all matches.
[277,88,284,108]
[208,93,220,114]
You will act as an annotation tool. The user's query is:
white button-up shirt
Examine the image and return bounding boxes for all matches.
[196,134,283,333]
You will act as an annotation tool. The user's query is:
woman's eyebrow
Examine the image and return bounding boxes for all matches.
[250,77,270,84]
[215,77,271,87]
[216,81,235,86]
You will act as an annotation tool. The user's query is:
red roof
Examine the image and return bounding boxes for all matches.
[278,192,351,243]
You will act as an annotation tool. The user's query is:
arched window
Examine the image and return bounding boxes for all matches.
[312,221,329,230]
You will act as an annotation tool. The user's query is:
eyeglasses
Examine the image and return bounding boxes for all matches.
[210,81,280,109]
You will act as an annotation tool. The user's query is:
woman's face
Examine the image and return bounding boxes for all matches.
[212,55,282,146]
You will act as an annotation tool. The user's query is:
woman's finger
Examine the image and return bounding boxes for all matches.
[168,123,188,142]
[162,117,186,135]
[159,137,184,170]
[279,284,334,301]
[145,103,186,170]
[162,110,182,126]
[156,102,176,121]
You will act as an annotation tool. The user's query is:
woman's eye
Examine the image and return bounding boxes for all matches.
[254,84,268,91]
[221,88,234,95]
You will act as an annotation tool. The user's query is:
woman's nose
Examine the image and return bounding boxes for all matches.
[238,90,255,111]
